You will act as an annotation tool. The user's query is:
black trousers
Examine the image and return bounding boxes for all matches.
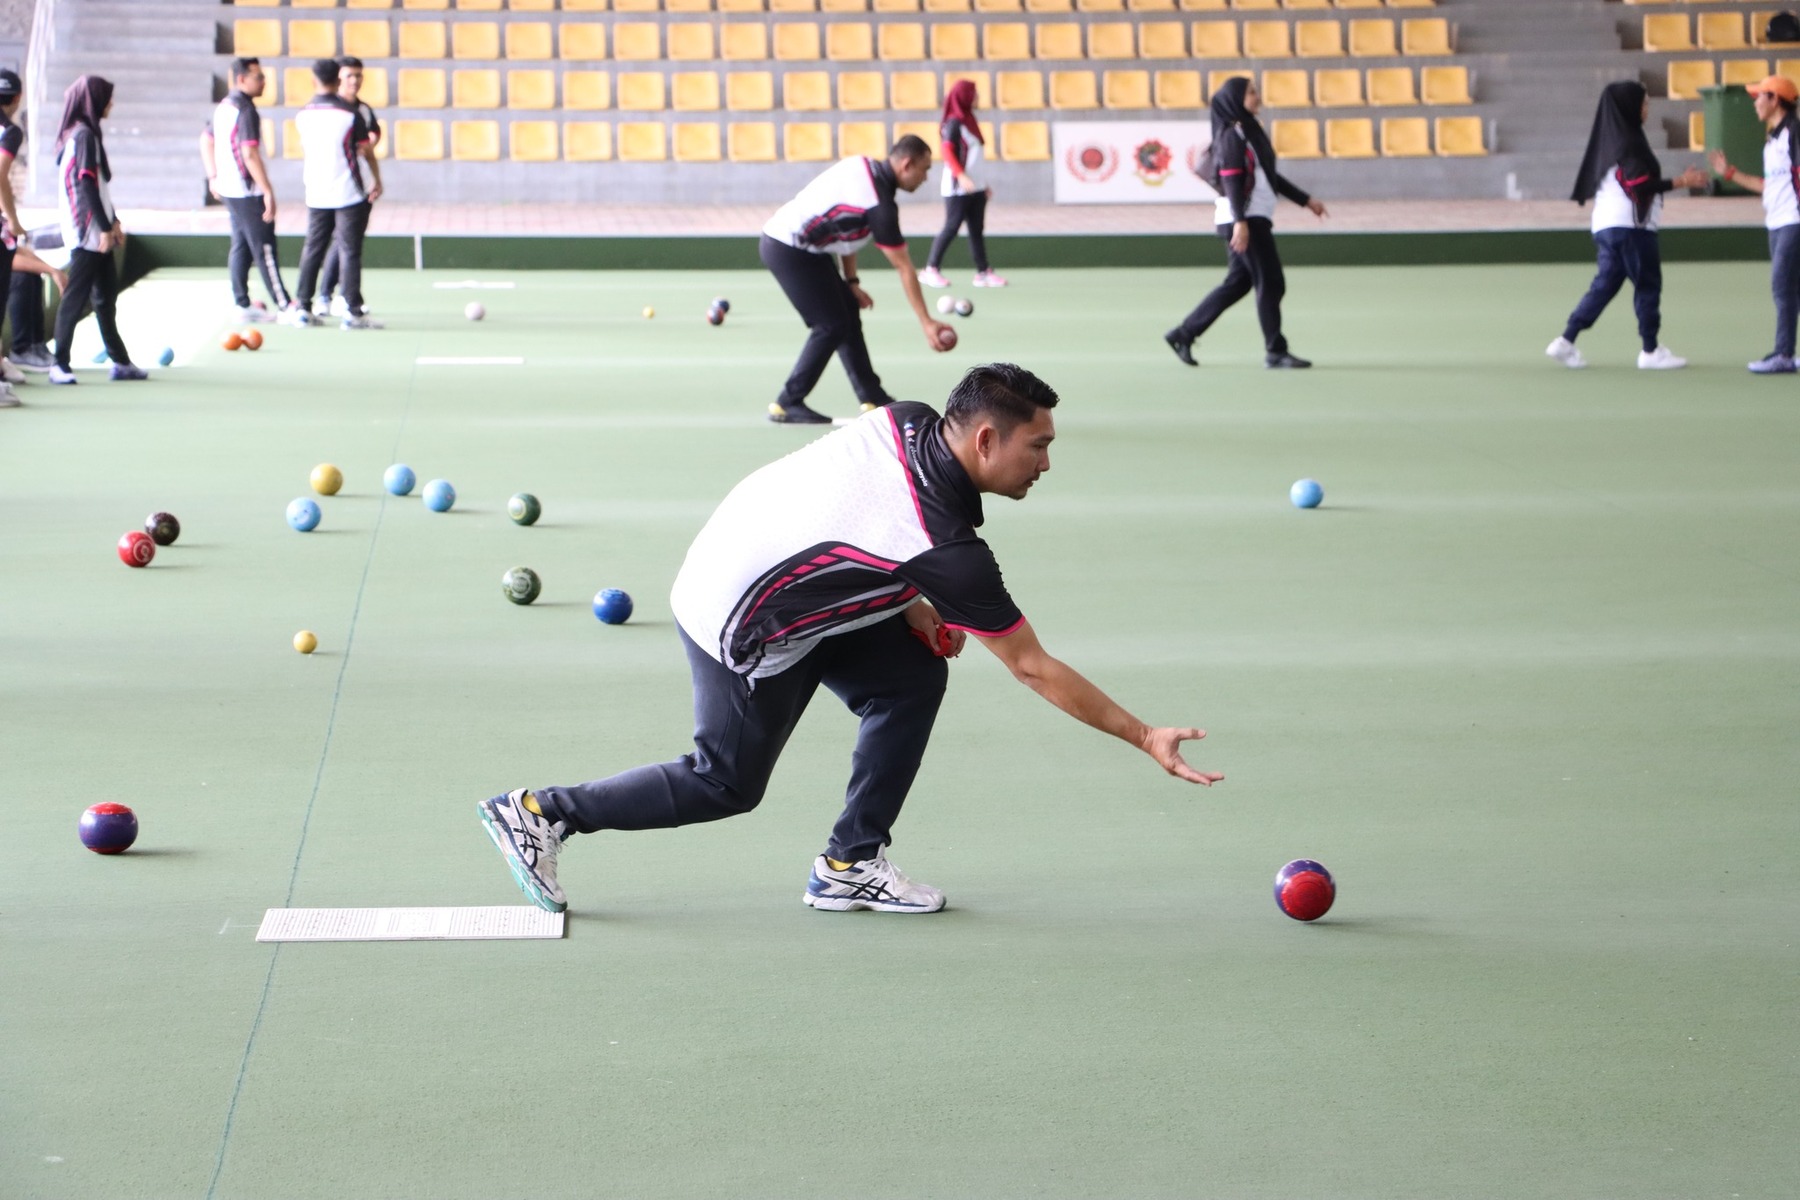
[1563,227,1661,354]
[533,618,949,864]
[0,245,12,355]
[759,233,890,409]
[294,202,369,315]
[1176,217,1288,356]
[224,195,291,310]
[9,265,43,353]
[53,247,130,370]
[928,191,989,272]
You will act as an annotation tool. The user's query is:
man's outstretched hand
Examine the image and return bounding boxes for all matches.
[1141,727,1223,785]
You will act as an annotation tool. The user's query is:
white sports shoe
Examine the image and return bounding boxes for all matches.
[0,382,20,407]
[804,848,945,913]
[917,267,950,289]
[971,270,1009,288]
[279,305,313,328]
[477,790,568,913]
[235,304,273,324]
[0,358,24,383]
[340,313,384,330]
[1637,346,1686,370]
[1545,336,1587,369]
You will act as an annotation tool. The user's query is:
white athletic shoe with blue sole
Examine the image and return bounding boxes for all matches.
[478,790,568,913]
[804,849,946,913]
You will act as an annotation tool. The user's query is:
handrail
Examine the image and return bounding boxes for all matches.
[25,0,55,202]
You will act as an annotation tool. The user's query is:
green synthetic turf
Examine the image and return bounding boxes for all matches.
[3,264,1796,1200]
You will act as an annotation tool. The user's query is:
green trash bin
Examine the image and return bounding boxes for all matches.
[1701,84,1761,196]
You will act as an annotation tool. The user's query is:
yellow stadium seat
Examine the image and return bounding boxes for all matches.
[875,0,920,9]
[979,0,1023,8]
[343,21,392,58]
[1139,22,1185,57]
[1036,23,1083,58]
[926,0,972,9]
[1385,0,1436,8]
[729,121,778,160]
[1233,0,1277,8]
[998,120,1049,160]
[1154,69,1202,107]
[398,20,447,58]
[1419,64,1469,104]
[347,0,397,7]
[1130,0,1177,8]
[932,24,979,59]
[1380,115,1429,157]
[560,24,606,60]
[618,122,667,160]
[1088,23,1134,58]
[283,67,314,106]
[1434,114,1484,156]
[506,23,552,59]
[827,0,872,9]
[943,70,991,104]
[829,23,875,59]
[291,0,339,7]
[1103,69,1151,107]
[775,24,822,60]
[1325,116,1375,157]
[1332,0,1380,8]
[891,71,939,108]
[1363,66,1410,105]
[1050,70,1098,108]
[985,24,1031,59]
[784,122,834,159]
[615,24,661,60]
[839,121,888,156]
[784,71,832,109]
[1349,19,1396,55]
[507,70,556,109]
[674,122,722,161]
[880,23,927,58]
[1271,118,1320,158]
[510,0,559,9]
[719,0,766,8]
[618,73,667,110]
[452,22,499,58]
[615,0,659,10]
[398,67,448,107]
[564,122,613,161]
[1243,21,1289,57]
[453,69,501,107]
[726,71,775,109]
[1667,60,1715,100]
[233,19,282,57]
[394,119,444,160]
[1401,17,1450,55]
[404,0,449,6]
[1295,20,1342,57]
[1179,0,1226,7]
[772,0,817,9]
[997,69,1044,107]
[360,68,390,107]
[509,120,558,161]
[1208,69,1250,96]
[1077,0,1124,9]
[564,71,611,109]
[1027,0,1072,9]
[1190,21,1238,57]
[1315,67,1363,105]
[1283,0,1330,9]
[669,24,716,60]
[280,119,300,159]
[1642,14,1692,53]
[1722,59,1771,86]
[722,25,770,59]
[1779,58,1800,84]
[674,72,722,110]
[839,71,886,108]
[458,0,502,9]
[893,118,938,144]
[1261,69,1309,107]
[1687,110,1703,149]
[1698,12,1747,50]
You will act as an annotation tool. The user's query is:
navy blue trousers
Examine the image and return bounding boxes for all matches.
[1563,227,1662,354]
[1769,224,1800,358]
[532,618,948,864]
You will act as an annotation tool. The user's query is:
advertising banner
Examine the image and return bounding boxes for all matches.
[1051,121,1217,205]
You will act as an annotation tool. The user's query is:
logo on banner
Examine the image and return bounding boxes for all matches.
[1133,138,1174,186]
[1066,143,1119,183]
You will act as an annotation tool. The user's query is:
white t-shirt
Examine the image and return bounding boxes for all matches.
[1214,145,1276,226]
[295,93,370,210]
[1763,130,1800,230]
[1591,168,1661,233]
[762,156,904,257]
[209,92,263,200]
[939,118,984,198]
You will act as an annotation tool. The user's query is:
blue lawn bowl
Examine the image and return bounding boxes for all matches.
[384,463,417,496]
[92,349,110,364]
[286,497,322,532]
[157,347,175,368]
[422,479,456,512]
[592,588,633,625]
[1290,478,1324,510]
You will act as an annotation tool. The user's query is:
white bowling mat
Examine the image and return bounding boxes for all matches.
[256,906,564,942]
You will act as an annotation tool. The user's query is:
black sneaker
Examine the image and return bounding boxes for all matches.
[767,401,833,425]
[1265,352,1312,369]
[1164,329,1197,367]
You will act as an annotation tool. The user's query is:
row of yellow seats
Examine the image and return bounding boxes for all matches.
[234,15,1454,61]
[1642,11,1790,52]
[1667,57,1800,98]
[236,0,1435,13]
[1270,113,1481,158]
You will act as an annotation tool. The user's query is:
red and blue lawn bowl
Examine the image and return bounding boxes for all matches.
[79,803,138,854]
[1273,859,1335,922]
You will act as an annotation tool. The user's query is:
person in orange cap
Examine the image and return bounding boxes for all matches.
[1710,75,1800,373]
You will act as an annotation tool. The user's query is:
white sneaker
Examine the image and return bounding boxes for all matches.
[971,270,1009,288]
[1545,336,1587,369]
[0,358,24,383]
[329,296,351,318]
[341,313,384,330]
[477,790,568,913]
[234,304,273,324]
[804,848,945,913]
[1637,346,1686,370]
[917,267,950,289]
[279,305,313,328]
[0,382,20,407]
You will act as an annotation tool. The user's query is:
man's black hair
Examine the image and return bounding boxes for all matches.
[337,56,364,71]
[891,133,931,162]
[944,363,1059,434]
[312,58,341,87]
[230,57,261,81]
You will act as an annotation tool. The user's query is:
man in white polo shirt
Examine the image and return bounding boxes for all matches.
[478,363,1222,916]
[759,134,956,424]
[291,59,382,330]
[199,56,294,325]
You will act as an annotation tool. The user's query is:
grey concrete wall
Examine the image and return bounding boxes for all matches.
[0,0,31,43]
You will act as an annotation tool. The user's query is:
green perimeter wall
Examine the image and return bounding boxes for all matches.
[123,225,1770,283]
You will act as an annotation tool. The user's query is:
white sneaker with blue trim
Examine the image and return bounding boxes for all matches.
[478,789,568,913]
[804,849,945,913]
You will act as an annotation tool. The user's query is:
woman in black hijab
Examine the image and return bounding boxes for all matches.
[50,74,143,384]
[1165,76,1327,370]
[1548,81,1704,370]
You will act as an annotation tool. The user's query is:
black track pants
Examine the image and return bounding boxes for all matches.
[760,233,890,409]
[294,202,369,315]
[928,191,990,273]
[54,247,130,370]
[224,195,291,310]
[1175,217,1288,356]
